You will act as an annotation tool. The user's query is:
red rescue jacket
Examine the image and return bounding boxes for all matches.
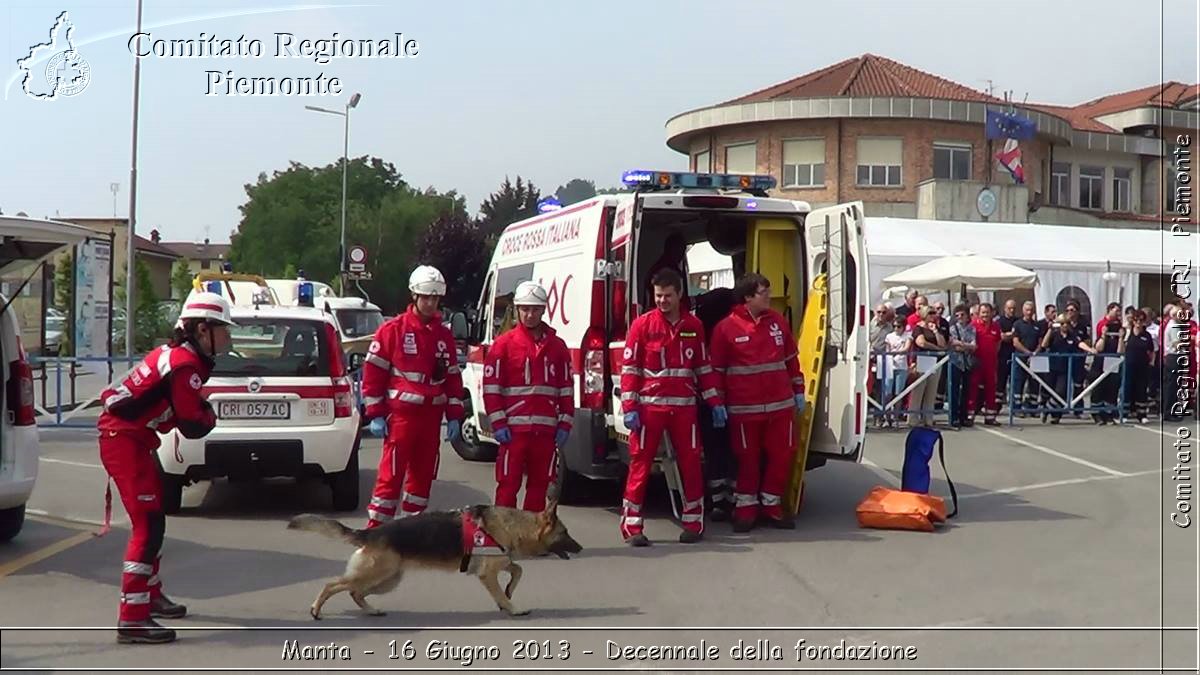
[620,308,721,413]
[98,342,216,440]
[362,306,465,422]
[482,322,574,436]
[710,305,803,417]
[972,318,1002,362]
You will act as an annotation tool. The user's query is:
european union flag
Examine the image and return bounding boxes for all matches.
[985,110,1037,141]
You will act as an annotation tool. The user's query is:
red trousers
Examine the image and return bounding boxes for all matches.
[967,360,998,417]
[98,430,167,622]
[494,430,556,512]
[620,407,704,538]
[366,411,442,527]
[731,411,795,523]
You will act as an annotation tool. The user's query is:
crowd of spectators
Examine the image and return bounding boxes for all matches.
[868,288,1197,429]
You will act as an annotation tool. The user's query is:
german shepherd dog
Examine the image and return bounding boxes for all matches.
[287,499,582,619]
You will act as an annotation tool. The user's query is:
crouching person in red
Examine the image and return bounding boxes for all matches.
[483,281,574,511]
[711,273,805,532]
[97,292,235,644]
[620,268,725,546]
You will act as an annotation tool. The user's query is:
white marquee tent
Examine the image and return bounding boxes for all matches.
[687,216,1199,322]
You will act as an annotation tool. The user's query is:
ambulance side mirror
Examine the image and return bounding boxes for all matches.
[449,311,470,341]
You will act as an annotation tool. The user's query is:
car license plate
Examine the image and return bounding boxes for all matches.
[217,400,291,420]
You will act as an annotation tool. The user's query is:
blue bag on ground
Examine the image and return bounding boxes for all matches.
[901,427,959,518]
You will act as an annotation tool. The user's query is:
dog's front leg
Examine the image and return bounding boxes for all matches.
[503,562,523,600]
[311,580,350,620]
[479,568,529,616]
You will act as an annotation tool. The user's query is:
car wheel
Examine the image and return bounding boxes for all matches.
[330,446,360,512]
[0,504,26,542]
[160,475,184,515]
[452,418,498,462]
[551,448,587,505]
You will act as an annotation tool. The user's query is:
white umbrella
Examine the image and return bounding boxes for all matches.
[881,250,1038,292]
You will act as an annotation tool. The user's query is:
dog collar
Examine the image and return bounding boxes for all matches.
[460,512,506,573]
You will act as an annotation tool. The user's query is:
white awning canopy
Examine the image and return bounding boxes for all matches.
[880,252,1038,291]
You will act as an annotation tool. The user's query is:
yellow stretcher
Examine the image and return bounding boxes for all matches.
[746,218,827,518]
[784,274,827,516]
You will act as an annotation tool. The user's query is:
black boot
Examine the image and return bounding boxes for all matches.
[769,516,796,530]
[117,619,177,644]
[678,529,703,544]
[710,504,730,522]
[150,594,187,619]
[625,534,651,547]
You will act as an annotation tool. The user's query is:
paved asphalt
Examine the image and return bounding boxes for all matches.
[0,418,1196,672]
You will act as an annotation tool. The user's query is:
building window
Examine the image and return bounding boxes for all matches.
[1112,167,1132,212]
[856,138,902,187]
[1079,165,1104,210]
[1166,144,1179,212]
[933,143,972,180]
[725,143,756,174]
[693,150,711,173]
[1051,162,1070,206]
[782,139,825,187]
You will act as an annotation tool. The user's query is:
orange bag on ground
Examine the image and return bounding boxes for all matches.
[856,486,948,532]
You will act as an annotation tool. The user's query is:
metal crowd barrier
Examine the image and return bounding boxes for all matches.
[866,349,956,424]
[1006,352,1126,425]
[30,354,140,428]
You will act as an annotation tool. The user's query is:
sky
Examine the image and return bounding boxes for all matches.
[1,0,1197,245]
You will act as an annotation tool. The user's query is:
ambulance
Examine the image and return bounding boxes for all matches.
[451,170,869,498]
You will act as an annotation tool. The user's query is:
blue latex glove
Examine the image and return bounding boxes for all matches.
[624,411,642,432]
[494,427,512,445]
[368,417,387,438]
[446,419,462,443]
[794,394,807,414]
[711,405,728,429]
[555,428,570,449]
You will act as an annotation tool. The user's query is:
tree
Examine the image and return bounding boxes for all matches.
[53,252,73,311]
[133,258,169,352]
[170,259,193,300]
[478,176,540,243]
[282,263,298,280]
[554,178,596,206]
[415,215,489,311]
[228,156,466,314]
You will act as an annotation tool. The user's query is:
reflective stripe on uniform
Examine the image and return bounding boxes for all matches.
[364,353,390,370]
[490,385,560,397]
[148,575,160,587]
[558,414,572,424]
[734,493,758,507]
[394,369,426,382]
[447,365,461,375]
[370,497,398,509]
[760,493,782,506]
[622,499,640,511]
[680,512,703,523]
[156,347,173,377]
[728,398,795,415]
[402,493,428,506]
[122,592,151,605]
[363,395,384,406]
[695,365,714,376]
[488,411,507,423]
[725,361,786,375]
[639,395,695,407]
[123,561,153,576]
[620,391,639,402]
[643,368,695,379]
[557,387,573,397]
[621,516,643,526]
[446,398,463,408]
[507,415,558,427]
[683,498,703,511]
[700,388,719,400]
[621,366,641,376]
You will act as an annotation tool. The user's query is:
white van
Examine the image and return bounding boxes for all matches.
[450,171,870,496]
[0,215,94,540]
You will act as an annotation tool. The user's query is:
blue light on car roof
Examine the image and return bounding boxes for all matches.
[298,281,314,307]
[620,170,777,191]
[205,281,222,294]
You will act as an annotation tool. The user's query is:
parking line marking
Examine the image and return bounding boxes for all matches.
[959,468,1161,500]
[27,510,126,530]
[39,457,104,469]
[0,531,93,578]
[861,458,900,487]
[978,427,1130,477]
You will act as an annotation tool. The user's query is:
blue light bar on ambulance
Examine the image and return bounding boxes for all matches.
[537,196,563,213]
[205,280,222,294]
[620,170,777,191]
[297,281,314,307]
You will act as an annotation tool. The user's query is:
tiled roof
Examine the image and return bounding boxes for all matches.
[134,235,181,258]
[161,241,232,261]
[715,54,1196,135]
[721,53,1004,106]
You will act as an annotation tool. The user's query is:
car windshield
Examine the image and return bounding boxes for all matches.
[213,317,332,377]
[334,309,383,338]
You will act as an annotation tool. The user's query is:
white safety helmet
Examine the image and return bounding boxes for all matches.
[513,281,548,307]
[177,291,237,327]
[408,265,447,297]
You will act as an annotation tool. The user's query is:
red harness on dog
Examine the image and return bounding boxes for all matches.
[459,512,506,572]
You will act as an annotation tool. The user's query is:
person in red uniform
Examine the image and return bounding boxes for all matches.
[968,302,1002,426]
[483,281,574,512]
[97,291,236,644]
[620,268,725,546]
[710,273,806,532]
[361,265,465,526]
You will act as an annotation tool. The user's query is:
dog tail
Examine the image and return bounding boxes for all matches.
[287,513,368,546]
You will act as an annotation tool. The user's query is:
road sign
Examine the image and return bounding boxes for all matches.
[348,245,368,273]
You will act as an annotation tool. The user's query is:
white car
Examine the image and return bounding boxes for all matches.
[156,303,362,513]
[0,294,38,541]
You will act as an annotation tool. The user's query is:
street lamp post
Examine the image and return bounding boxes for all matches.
[305,92,361,292]
[125,0,144,359]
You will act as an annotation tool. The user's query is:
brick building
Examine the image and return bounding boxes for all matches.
[665,54,1198,230]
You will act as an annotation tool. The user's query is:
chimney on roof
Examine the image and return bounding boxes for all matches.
[204,237,210,245]
[150,228,161,244]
